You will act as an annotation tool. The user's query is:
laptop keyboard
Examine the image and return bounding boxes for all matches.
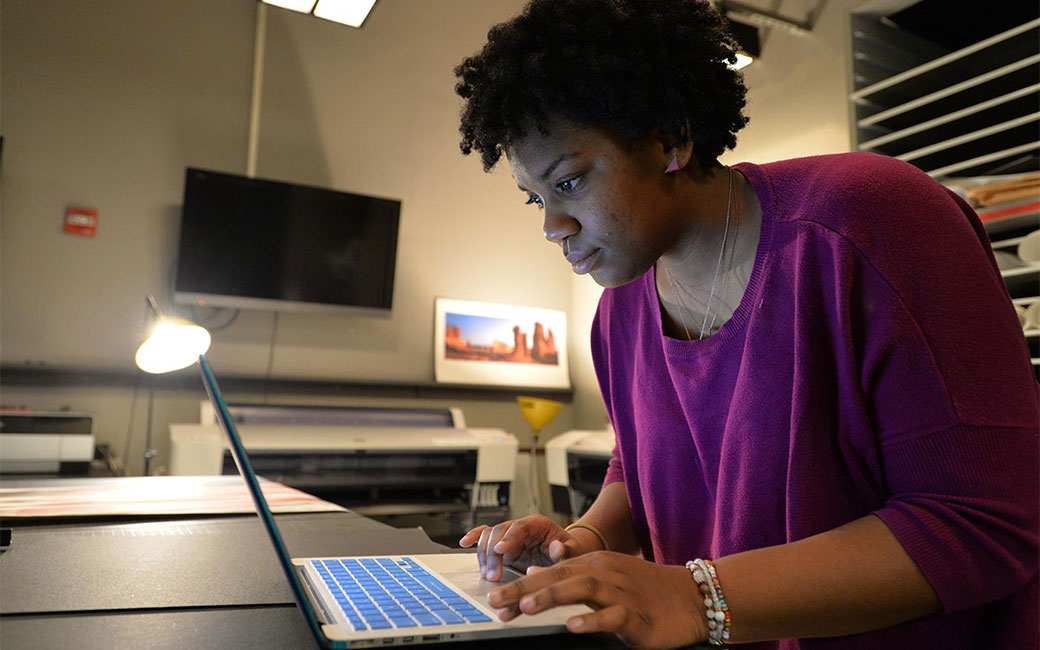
[311,557,493,631]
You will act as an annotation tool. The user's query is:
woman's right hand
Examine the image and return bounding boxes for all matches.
[459,515,590,582]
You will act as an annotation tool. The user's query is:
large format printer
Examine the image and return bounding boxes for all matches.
[0,410,96,474]
[545,429,614,519]
[169,403,517,525]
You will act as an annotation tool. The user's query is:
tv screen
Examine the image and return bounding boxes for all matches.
[174,168,400,316]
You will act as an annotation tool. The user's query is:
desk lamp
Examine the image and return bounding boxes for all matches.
[135,295,211,374]
[134,295,211,475]
[516,396,563,515]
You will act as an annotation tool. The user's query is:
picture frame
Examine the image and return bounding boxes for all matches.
[433,298,570,389]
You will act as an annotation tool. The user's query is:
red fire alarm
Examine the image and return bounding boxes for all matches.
[64,207,98,237]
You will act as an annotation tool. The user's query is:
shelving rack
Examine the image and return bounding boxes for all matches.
[849,17,1039,178]
[848,9,1040,376]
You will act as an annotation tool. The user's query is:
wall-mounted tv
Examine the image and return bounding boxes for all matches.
[174,168,400,316]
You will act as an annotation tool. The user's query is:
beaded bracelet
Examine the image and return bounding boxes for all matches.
[685,558,731,645]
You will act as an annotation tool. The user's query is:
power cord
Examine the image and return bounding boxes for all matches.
[122,373,142,476]
[263,311,280,404]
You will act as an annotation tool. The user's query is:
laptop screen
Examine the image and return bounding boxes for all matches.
[198,354,328,649]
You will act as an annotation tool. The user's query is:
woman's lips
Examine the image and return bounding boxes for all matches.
[568,248,601,275]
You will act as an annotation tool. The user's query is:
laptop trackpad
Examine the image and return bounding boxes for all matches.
[421,554,591,624]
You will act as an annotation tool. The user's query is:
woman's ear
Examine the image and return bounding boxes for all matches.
[654,129,694,174]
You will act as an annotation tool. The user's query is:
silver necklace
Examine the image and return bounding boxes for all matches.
[664,167,733,340]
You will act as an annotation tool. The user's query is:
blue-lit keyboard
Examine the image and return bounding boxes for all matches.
[311,557,493,631]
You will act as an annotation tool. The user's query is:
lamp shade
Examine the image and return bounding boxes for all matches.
[135,317,211,374]
[516,396,563,432]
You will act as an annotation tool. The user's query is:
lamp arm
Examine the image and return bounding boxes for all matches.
[145,294,163,319]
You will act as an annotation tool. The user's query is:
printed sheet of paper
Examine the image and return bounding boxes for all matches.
[0,475,345,519]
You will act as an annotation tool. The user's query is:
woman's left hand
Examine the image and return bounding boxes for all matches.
[487,551,708,649]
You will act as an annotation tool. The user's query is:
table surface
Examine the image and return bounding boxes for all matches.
[0,478,632,650]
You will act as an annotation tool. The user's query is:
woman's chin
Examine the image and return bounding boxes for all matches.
[590,265,645,289]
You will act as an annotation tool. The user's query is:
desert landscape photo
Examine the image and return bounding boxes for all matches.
[444,313,558,365]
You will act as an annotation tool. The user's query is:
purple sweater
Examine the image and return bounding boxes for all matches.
[593,153,1039,649]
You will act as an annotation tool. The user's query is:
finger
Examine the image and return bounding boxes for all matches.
[484,522,513,581]
[495,604,522,622]
[459,525,489,548]
[489,561,578,608]
[517,573,610,616]
[567,604,629,635]
[498,519,546,568]
[544,532,588,563]
[547,539,568,562]
[492,517,531,555]
[476,526,493,577]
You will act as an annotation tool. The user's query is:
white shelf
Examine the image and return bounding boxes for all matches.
[928,143,1040,180]
[982,209,1040,237]
[852,19,1040,101]
[1001,264,1040,279]
[1025,329,1040,338]
[1032,358,1040,366]
[857,56,1040,129]
[992,236,1027,250]
[1013,296,1039,306]
[859,84,1040,151]
[897,113,1040,164]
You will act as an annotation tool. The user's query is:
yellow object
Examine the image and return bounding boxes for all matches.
[517,396,563,515]
[565,522,611,552]
[516,396,563,433]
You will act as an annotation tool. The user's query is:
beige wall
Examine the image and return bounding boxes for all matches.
[2,0,557,379]
[1,0,574,468]
[2,0,860,480]
[724,0,858,164]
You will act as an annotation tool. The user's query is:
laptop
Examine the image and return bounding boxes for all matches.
[197,354,589,649]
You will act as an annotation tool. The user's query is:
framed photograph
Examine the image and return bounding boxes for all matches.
[434,298,570,389]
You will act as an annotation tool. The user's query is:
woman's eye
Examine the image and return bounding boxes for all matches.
[557,175,583,193]
[525,195,544,209]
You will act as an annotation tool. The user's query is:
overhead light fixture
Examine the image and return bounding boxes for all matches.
[314,0,378,28]
[262,0,316,12]
[260,0,378,28]
[716,0,818,36]
[135,295,211,374]
[732,52,754,70]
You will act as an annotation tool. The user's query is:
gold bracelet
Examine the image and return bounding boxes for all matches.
[565,522,610,552]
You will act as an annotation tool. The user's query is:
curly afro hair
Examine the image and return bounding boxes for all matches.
[454,0,749,172]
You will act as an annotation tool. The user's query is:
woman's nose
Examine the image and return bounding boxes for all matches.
[542,206,579,246]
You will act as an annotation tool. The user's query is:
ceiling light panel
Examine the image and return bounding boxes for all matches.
[261,0,318,13]
[314,0,378,27]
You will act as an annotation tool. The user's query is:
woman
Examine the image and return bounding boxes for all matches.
[453,1,1039,648]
